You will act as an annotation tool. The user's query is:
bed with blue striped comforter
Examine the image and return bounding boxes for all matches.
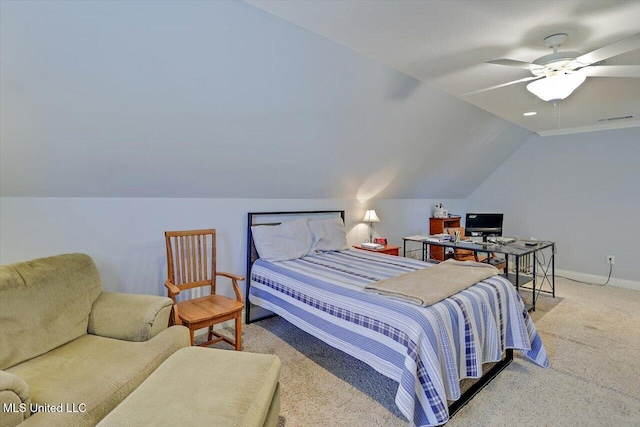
[249,248,549,427]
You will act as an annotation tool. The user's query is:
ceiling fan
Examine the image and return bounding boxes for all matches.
[465,32,640,102]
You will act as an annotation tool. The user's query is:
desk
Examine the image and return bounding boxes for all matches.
[402,237,555,311]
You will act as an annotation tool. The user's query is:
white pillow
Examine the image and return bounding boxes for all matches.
[309,217,349,252]
[251,218,314,262]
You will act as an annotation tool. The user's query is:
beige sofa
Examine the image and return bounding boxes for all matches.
[0,253,190,427]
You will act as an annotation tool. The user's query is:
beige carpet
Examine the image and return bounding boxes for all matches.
[226,278,640,426]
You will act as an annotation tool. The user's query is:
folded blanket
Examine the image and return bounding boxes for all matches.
[364,259,499,306]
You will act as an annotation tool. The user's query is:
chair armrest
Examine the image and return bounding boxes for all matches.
[0,370,31,425]
[217,271,245,281]
[216,271,245,302]
[88,292,173,342]
[164,279,181,297]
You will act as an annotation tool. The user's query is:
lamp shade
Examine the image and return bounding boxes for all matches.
[526,71,587,102]
[363,210,380,223]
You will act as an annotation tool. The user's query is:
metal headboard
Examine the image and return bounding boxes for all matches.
[245,210,345,324]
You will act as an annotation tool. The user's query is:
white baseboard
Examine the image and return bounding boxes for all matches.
[555,269,640,292]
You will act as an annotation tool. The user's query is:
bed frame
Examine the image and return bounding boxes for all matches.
[245,209,512,420]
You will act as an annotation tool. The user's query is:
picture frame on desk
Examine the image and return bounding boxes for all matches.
[374,237,387,245]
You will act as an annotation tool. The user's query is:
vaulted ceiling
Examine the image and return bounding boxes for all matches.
[247,0,640,136]
[0,1,549,199]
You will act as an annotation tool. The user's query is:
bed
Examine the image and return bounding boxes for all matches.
[246,211,549,427]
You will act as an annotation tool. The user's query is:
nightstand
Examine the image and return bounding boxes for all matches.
[353,244,400,256]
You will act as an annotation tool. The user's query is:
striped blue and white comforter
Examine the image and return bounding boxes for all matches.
[249,249,549,427]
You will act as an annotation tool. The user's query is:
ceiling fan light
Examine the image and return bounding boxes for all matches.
[526,71,587,102]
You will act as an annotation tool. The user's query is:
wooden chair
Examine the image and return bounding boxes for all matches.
[445,227,488,262]
[445,227,507,272]
[164,229,244,350]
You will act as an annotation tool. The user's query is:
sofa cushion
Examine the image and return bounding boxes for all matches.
[0,253,103,370]
[97,346,281,427]
[6,326,190,427]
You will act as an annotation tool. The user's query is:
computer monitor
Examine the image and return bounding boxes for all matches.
[465,213,504,241]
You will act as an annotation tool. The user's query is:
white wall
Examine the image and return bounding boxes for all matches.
[0,197,465,296]
[3,124,638,294]
[466,127,640,286]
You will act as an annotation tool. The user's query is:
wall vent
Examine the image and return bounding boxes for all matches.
[598,115,634,122]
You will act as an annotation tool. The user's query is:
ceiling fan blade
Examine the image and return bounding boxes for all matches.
[487,58,542,71]
[576,33,640,66]
[461,76,542,96]
[580,65,640,78]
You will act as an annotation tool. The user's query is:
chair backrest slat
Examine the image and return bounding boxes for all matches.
[182,235,189,284]
[187,235,193,284]
[198,235,205,282]
[195,235,200,282]
[175,236,183,285]
[165,229,216,292]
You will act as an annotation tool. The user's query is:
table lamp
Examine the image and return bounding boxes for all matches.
[362,210,380,243]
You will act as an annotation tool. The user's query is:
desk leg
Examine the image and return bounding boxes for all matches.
[504,255,510,278]
[515,255,520,293]
[552,244,556,298]
[403,240,407,258]
[532,251,537,311]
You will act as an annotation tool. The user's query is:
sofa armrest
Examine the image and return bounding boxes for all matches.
[0,370,31,426]
[88,292,173,342]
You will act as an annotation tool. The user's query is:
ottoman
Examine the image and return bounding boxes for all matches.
[97,346,281,427]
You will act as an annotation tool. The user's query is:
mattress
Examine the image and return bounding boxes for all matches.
[249,248,548,426]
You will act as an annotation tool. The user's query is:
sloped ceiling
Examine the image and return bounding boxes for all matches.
[246,0,640,136]
[0,1,531,199]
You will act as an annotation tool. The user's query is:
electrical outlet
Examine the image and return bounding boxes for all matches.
[191,287,201,298]
[607,255,615,265]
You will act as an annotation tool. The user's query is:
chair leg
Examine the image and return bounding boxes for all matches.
[235,316,242,351]
[171,305,182,326]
